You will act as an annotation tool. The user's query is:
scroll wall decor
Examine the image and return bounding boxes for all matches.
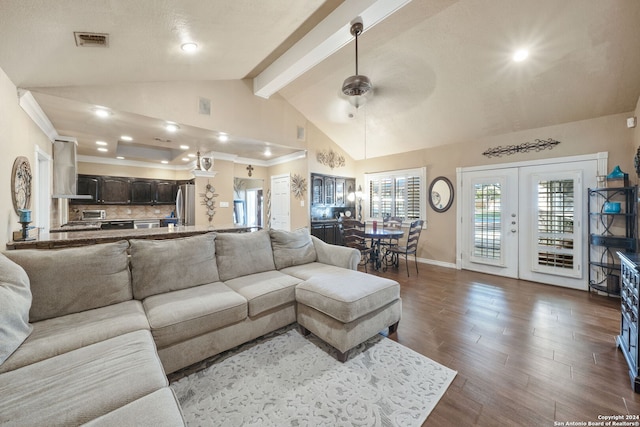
[316,149,346,169]
[482,138,561,158]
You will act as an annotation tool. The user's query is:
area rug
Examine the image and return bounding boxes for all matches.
[169,326,456,427]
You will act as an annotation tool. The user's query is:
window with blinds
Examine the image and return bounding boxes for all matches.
[365,168,426,222]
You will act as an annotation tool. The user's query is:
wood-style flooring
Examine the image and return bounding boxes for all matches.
[363,261,640,426]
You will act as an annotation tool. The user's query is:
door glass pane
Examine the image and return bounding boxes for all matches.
[536,179,574,269]
[473,183,502,260]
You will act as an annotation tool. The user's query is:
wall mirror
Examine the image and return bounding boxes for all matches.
[428,176,454,213]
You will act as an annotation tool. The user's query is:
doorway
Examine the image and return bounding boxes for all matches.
[457,153,603,290]
[35,146,52,232]
[270,174,291,231]
[233,178,263,227]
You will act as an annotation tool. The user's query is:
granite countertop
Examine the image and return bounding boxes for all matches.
[7,224,257,250]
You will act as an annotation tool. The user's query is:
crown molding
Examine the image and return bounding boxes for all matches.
[17,89,58,141]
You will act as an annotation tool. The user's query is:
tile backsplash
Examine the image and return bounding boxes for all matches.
[69,205,175,221]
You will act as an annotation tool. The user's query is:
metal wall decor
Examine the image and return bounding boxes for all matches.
[246,165,254,177]
[11,156,32,216]
[316,149,346,169]
[482,138,561,158]
[265,189,271,229]
[291,173,307,200]
[200,181,218,223]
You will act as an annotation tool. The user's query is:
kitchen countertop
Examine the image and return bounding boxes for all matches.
[6,224,258,250]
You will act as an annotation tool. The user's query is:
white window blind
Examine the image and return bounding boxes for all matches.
[365,167,426,222]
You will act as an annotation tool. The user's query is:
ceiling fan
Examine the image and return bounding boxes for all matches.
[341,19,372,109]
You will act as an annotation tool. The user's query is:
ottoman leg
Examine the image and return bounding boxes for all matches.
[337,349,350,363]
[388,321,400,334]
[299,324,311,336]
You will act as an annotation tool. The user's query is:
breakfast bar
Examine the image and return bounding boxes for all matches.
[6,224,257,250]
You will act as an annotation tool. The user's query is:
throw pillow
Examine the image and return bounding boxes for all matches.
[0,253,33,366]
[269,227,317,270]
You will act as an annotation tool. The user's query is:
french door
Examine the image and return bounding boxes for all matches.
[460,158,598,289]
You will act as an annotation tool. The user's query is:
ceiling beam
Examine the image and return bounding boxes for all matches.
[253,0,411,99]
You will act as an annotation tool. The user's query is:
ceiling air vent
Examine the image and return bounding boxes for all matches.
[74,32,109,47]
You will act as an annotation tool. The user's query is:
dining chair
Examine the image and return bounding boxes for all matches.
[387,219,424,276]
[341,219,372,272]
[380,216,403,267]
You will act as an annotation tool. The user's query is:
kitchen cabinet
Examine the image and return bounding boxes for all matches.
[71,175,100,204]
[155,180,177,204]
[130,179,154,205]
[335,179,345,205]
[311,221,342,245]
[100,177,130,204]
[324,177,335,205]
[312,175,324,205]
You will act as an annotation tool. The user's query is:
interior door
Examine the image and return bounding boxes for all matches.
[270,174,291,231]
[461,168,520,277]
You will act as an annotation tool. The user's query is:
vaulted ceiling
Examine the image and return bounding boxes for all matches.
[1,0,639,164]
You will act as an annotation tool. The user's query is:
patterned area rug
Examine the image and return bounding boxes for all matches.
[169,326,456,427]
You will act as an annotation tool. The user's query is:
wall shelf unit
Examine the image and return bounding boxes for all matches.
[588,186,638,296]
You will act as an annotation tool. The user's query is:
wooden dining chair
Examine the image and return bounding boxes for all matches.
[341,219,371,272]
[387,219,424,276]
[380,216,403,267]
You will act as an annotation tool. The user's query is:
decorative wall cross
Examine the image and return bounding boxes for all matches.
[246,165,254,177]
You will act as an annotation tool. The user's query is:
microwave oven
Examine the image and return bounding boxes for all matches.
[82,209,106,221]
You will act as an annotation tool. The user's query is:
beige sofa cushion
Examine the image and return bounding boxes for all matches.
[224,270,302,317]
[215,230,276,281]
[4,241,131,322]
[0,300,149,374]
[0,253,33,366]
[83,388,185,427]
[143,282,247,348]
[0,330,167,427]
[280,262,352,281]
[296,272,400,323]
[130,233,219,300]
[269,227,317,270]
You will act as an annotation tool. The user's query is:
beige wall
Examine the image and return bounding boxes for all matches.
[355,111,636,265]
[77,161,191,180]
[0,67,52,245]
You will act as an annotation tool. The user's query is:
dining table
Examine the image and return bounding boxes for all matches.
[363,226,404,271]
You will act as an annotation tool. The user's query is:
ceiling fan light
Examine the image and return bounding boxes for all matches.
[342,74,373,97]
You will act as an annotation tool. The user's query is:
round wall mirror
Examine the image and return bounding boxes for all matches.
[428,176,454,213]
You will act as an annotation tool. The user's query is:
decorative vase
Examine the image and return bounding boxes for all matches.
[201,157,212,171]
[607,165,625,179]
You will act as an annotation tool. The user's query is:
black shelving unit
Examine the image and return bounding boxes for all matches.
[588,186,638,296]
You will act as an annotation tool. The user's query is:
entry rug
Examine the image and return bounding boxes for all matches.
[169,326,456,427]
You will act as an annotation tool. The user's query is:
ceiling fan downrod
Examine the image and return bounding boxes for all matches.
[341,21,372,98]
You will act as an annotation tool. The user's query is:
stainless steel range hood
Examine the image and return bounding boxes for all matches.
[52,138,92,199]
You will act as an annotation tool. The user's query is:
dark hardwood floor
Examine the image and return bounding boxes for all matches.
[362,261,640,426]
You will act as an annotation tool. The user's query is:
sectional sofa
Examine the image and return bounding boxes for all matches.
[0,228,401,426]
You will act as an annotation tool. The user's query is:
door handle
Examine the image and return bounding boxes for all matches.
[511,229,517,233]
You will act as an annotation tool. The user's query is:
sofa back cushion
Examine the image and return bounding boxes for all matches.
[0,253,33,366]
[215,229,276,281]
[4,241,131,322]
[269,227,317,270]
[129,233,219,300]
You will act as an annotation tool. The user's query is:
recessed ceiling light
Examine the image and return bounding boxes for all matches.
[513,48,529,62]
[116,156,125,160]
[93,107,111,118]
[180,145,190,150]
[161,160,169,164]
[218,134,229,142]
[182,157,190,161]
[120,135,133,141]
[97,147,108,152]
[96,140,108,146]
[181,42,198,52]
[264,148,272,157]
[188,153,196,158]
[165,122,180,132]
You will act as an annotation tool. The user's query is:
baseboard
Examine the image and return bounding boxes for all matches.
[415,257,456,269]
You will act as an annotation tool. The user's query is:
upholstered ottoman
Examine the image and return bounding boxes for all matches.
[295,271,401,362]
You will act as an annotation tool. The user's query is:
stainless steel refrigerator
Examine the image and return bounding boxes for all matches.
[175,184,196,226]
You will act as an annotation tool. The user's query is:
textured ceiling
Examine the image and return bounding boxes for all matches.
[0,0,639,164]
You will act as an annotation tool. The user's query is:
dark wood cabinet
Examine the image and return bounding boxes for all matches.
[311,221,342,245]
[100,177,130,204]
[130,179,154,204]
[71,175,100,204]
[324,177,335,205]
[617,252,640,392]
[312,175,324,205]
[335,179,345,205]
[155,180,177,204]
